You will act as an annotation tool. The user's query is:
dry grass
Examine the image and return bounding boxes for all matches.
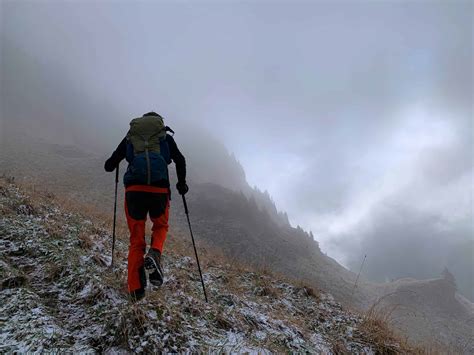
[294,279,322,301]
[116,305,149,347]
[43,263,67,283]
[214,312,234,331]
[253,275,280,298]
[359,294,426,354]
[2,176,441,353]
[13,177,129,239]
[78,231,95,250]
[102,268,128,295]
[330,338,351,354]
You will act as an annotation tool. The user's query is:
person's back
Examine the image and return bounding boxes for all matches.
[104,111,188,301]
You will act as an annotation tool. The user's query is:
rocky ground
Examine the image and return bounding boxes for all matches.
[0,177,414,353]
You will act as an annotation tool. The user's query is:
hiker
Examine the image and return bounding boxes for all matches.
[104,112,188,300]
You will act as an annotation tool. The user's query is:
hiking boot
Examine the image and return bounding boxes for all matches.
[129,288,145,302]
[139,266,147,289]
[144,248,164,286]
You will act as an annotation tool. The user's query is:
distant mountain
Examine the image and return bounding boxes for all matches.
[369,271,474,352]
[168,124,292,228]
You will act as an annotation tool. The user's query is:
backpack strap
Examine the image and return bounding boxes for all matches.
[165,126,175,136]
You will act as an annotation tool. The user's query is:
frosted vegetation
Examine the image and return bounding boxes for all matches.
[0,177,409,353]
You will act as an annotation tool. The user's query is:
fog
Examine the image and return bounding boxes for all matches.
[1,1,472,299]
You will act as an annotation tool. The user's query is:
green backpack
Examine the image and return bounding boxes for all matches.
[127,115,167,154]
[124,115,171,185]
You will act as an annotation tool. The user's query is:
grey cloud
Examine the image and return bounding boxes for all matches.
[335,199,473,301]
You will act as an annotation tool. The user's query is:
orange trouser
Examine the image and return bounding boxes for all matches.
[124,185,170,292]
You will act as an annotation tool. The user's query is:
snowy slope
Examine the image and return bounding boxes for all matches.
[0,177,411,353]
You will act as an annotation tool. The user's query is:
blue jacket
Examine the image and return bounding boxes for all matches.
[104,134,186,188]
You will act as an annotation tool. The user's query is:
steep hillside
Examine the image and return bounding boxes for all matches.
[170,182,362,305]
[2,138,473,351]
[0,137,362,305]
[370,275,474,352]
[0,177,413,353]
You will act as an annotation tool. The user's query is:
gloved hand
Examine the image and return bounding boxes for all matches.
[176,181,189,195]
[104,158,116,172]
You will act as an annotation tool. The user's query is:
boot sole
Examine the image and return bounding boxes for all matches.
[144,256,163,287]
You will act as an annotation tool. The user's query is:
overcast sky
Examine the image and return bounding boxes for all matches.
[2,1,473,297]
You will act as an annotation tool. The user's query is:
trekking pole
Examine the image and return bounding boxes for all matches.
[111,165,119,268]
[351,254,366,300]
[182,195,208,303]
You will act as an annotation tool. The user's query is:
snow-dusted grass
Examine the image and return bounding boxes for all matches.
[0,178,415,353]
